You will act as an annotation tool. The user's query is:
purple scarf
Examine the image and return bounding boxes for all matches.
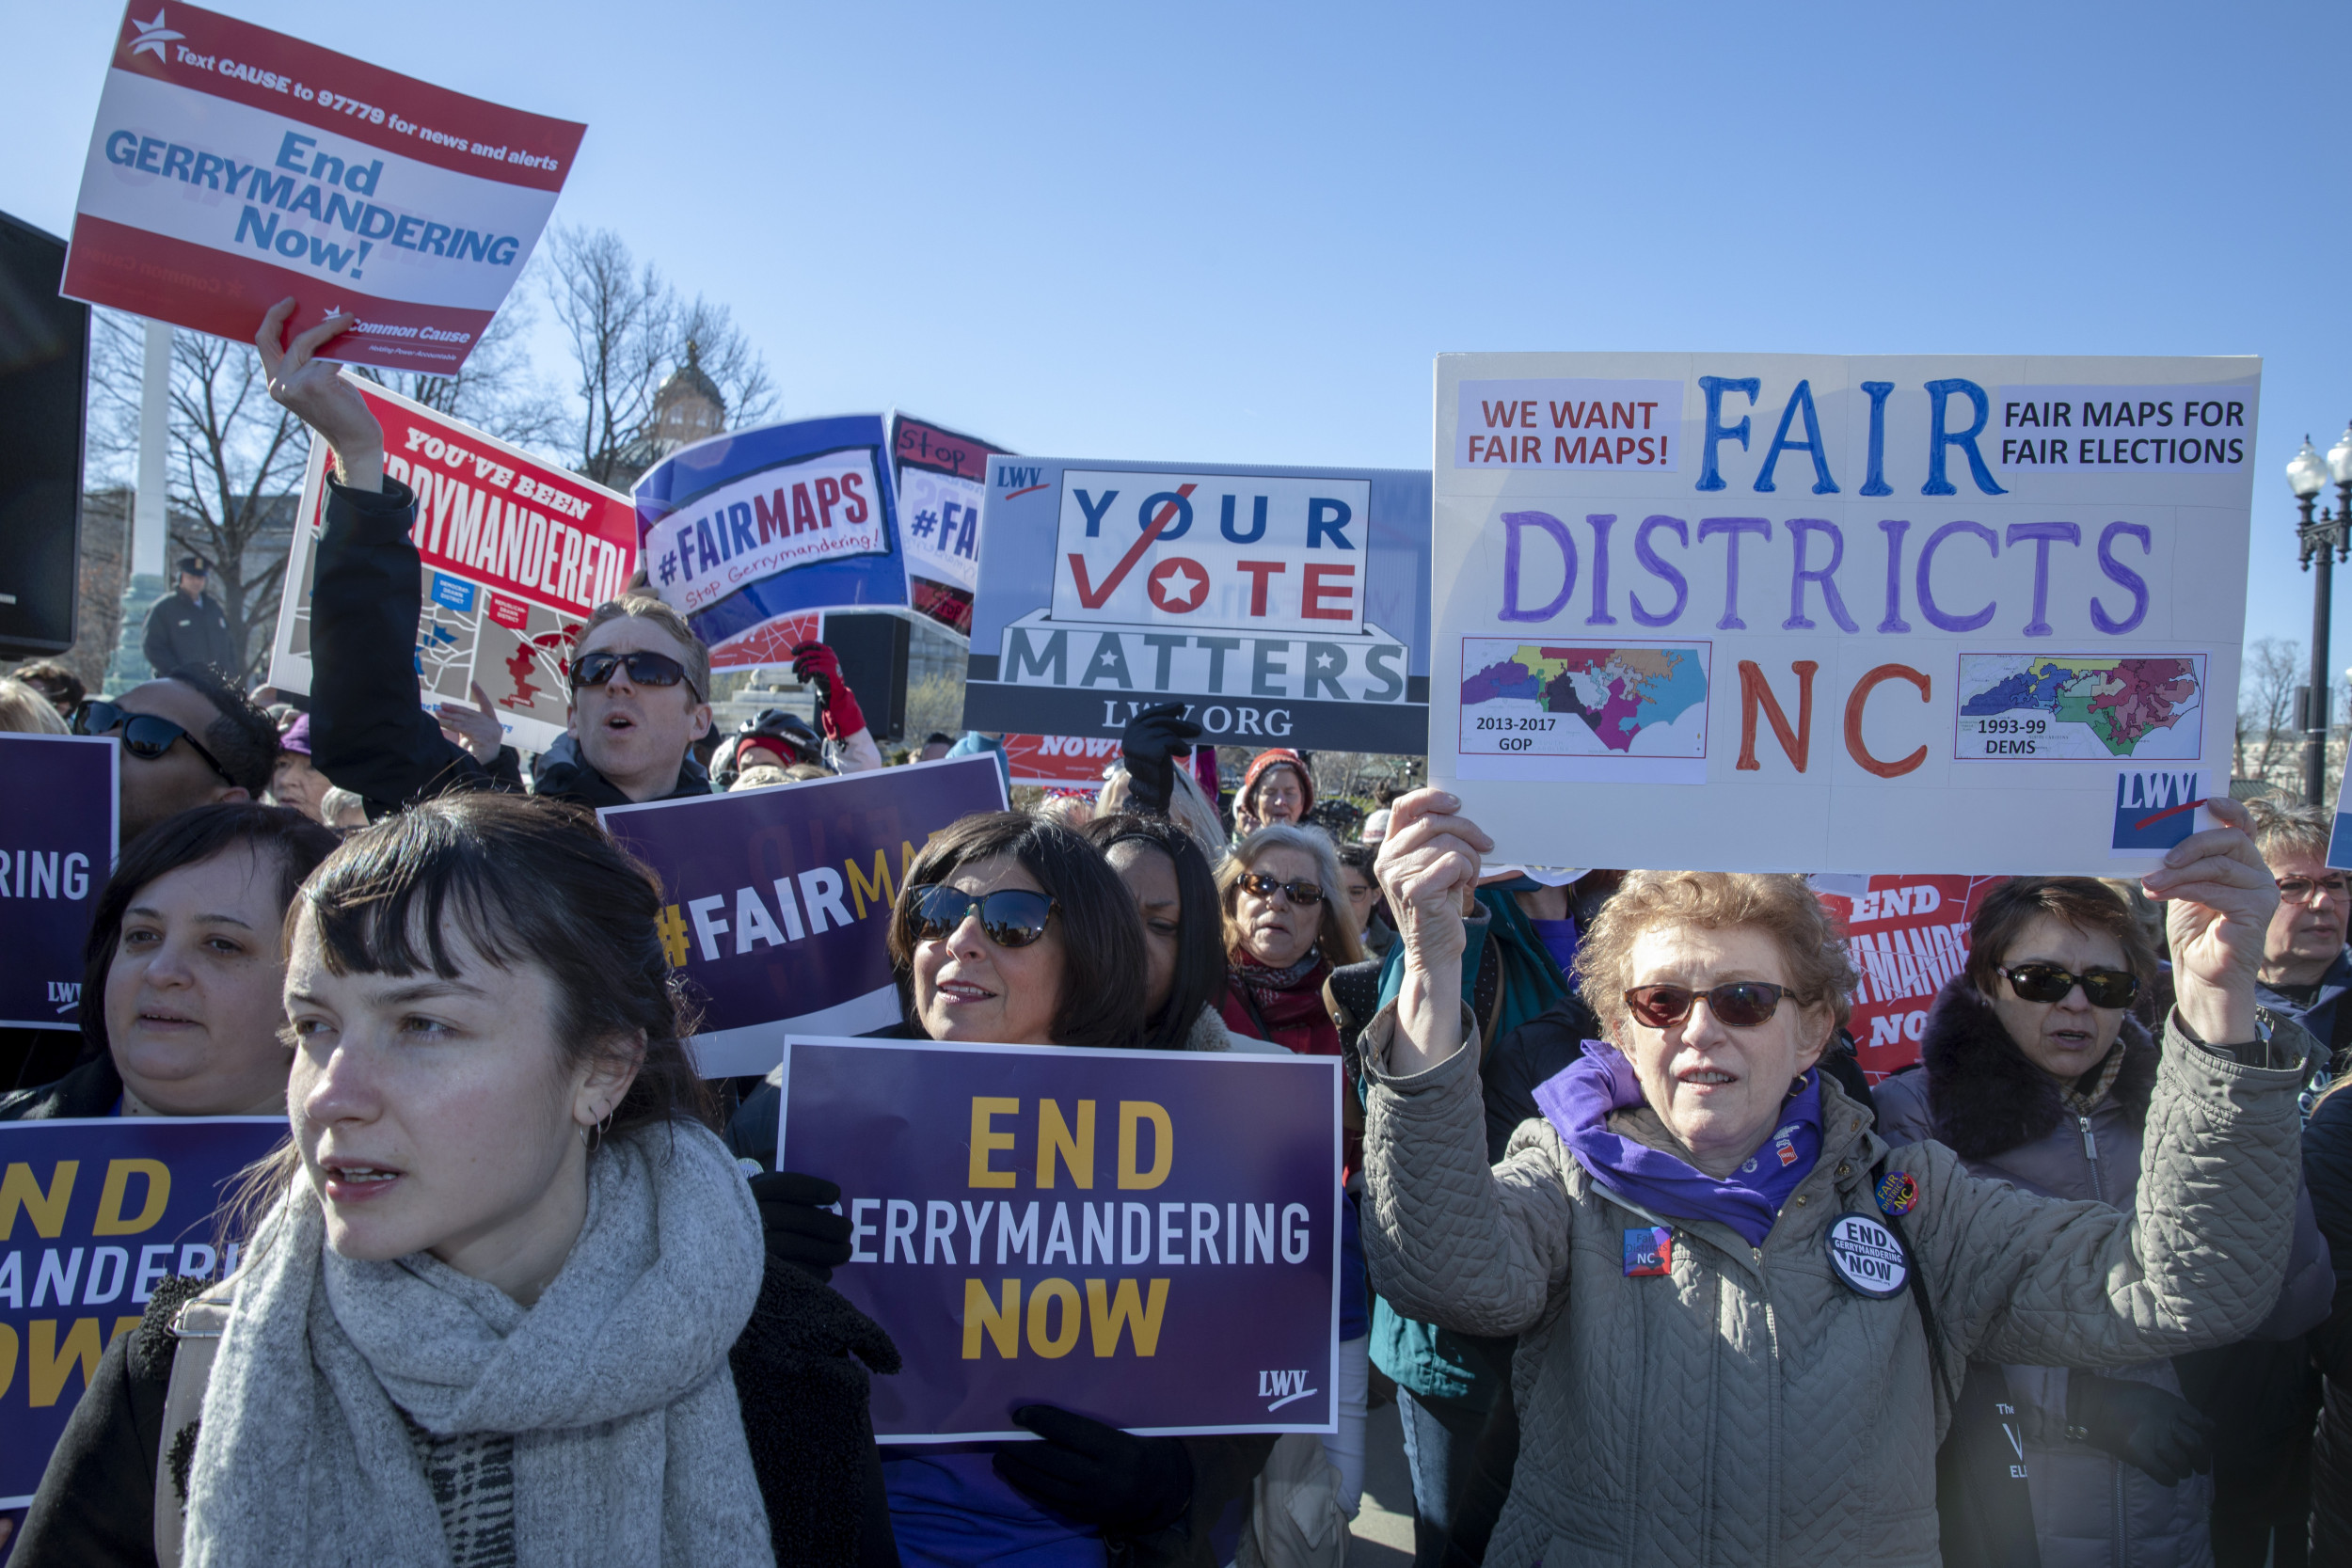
[1531,1039,1822,1246]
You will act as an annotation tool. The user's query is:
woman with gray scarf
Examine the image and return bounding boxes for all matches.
[16,794,898,1568]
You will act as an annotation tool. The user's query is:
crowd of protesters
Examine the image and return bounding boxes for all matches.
[0,302,2344,1568]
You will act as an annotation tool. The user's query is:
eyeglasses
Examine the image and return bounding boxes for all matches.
[908,884,1058,948]
[1238,871,1326,906]
[2277,876,2350,904]
[2000,962,2140,1009]
[72,700,235,785]
[1624,981,1795,1030]
[568,649,703,702]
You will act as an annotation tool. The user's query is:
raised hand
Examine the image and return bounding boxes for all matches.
[2139,793,2277,1046]
[1375,788,1492,1071]
[436,681,505,763]
[1119,702,1200,816]
[255,298,384,491]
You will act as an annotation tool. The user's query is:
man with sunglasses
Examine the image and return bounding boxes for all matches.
[72,665,277,845]
[254,302,724,814]
[2249,799,2352,1077]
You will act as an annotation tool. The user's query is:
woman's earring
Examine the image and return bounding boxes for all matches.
[585,1104,613,1153]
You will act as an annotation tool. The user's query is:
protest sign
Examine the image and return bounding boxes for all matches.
[1003,732,1122,787]
[0,1116,285,1506]
[267,374,637,753]
[64,2,582,373]
[780,1036,1341,1440]
[964,459,1432,753]
[633,416,911,677]
[597,754,1007,1075]
[1432,355,2257,874]
[893,413,1011,638]
[1812,873,2007,1078]
[0,736,117,1034]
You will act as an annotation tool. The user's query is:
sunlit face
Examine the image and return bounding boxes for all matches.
[105,844,294,1117]
[1340,865,1377,935]
[1618,924,1831,1179]
[270,752,330,820]
[1106,841,1182,1019]
[912,855,1066,1044]
[285,911,635,1301]
[1987,913,2131,1083]
[112,678,246,845]
[1234,845,1326,969]
[1251,767,1305,826]
[566,618,712,800]
[2263,847,2350,978]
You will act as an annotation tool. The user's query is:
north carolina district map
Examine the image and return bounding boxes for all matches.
[1459,641,1708,757]
[1955,654,2203,760]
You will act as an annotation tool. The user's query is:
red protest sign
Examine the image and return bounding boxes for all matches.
[1815,874,2008,1079]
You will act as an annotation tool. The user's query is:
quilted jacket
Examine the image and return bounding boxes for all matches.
[1359,1004,2311,1568]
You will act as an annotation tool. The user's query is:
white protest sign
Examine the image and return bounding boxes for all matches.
[1433,354,2257,875]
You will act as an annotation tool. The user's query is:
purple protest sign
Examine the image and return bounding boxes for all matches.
[599,754,1008,1076]
[0,735,118,1032]
[0,1116,287,1506]
[780,1036,1341,1440]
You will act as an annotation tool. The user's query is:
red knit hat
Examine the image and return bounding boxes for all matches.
[1241,749,1313,819]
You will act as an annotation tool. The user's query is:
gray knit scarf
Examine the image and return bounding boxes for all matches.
[183,1122,773,1568]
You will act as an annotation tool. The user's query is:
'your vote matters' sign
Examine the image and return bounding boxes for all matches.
[781,1038,1342,1440]
[0,1117,287,1507]
[1434,354,2257,876]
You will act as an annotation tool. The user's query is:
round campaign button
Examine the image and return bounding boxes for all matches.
[1824,1212,1909,1298]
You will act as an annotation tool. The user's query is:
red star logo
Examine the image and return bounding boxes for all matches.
[1146,557,1208,613]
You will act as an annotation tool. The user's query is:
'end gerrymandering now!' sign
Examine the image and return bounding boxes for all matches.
[781,1037,1341,1440]
[65,2,582,372]
[0,736,118,1034]
[0,1117,287,1507]
[1434,354,2256,876]
[597,755,1009,1076]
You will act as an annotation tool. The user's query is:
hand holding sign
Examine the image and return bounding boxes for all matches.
[1376,788,1491,1075]
[2139,793,2277,1046]
[993,1405,1193,1533]
[257,299,383,491]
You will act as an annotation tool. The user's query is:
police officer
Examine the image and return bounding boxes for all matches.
[141,554,239,679]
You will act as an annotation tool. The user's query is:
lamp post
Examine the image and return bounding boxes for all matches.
[2289,426,2352,805]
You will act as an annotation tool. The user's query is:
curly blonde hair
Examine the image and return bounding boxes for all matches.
[1572,870,1855,1040]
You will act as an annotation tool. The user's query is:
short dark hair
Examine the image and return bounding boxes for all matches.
[1965,877,2158,996]
[1337,842,1377,875]
[889,811,1147,1050]
[12,659,84,712]
[83,803,341,1058]
[1085,813,1228,1051]
[295,794,714,1135]
[924,732,954,747]
[165,664,278,796]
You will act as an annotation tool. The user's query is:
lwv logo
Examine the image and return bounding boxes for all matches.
[1258,1370,1317,1412]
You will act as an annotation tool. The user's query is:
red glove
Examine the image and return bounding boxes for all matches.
[790,641,866,739]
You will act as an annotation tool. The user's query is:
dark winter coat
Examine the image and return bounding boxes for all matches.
[140,591,237,683]
[1874,978,2334,1568]
[2306,1085,2352,1562]
[10,1255,901,1568]
[0,1053,123,1120]
[307,478,709,818]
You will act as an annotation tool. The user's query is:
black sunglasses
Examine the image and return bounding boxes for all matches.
[72,700,235,785]
[1625,981,1795,1030]
[568,649,703,702]
[908,884,1058,948]
[1238,871,1326,906]
[2001,962,2139,1010]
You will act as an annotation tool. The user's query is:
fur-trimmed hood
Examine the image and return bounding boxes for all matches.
[1914,974,2159,1161]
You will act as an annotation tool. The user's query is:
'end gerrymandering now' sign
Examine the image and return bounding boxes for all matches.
[0,736,117,1034]
[0,1117,286,1507]
[597,755,1008,1076]
[781,1037,1341,1440]
[964,459,1432,753]
[1811,873,2007,1080]
[1434,354,2256,876]
[64,3,582,372]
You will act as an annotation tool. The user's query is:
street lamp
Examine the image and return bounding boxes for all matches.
[2289,427,2352,806]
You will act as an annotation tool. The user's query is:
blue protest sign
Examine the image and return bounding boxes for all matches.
[780,1036,1342,1440]
[633,414,911,664]
[597,755,1009,1076]
[962,460,1432,753]
[0,1116,286,1506]
[0,735,118,1032]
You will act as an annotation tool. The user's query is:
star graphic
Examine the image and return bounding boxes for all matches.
[1099,651,1120,668]
[1315,652,1335,668]
[129,8,183,59]
[1147,558,1207,612]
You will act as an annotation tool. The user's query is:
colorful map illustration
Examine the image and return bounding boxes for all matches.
[1458,641,1709,758]
[1955,654,2203,761]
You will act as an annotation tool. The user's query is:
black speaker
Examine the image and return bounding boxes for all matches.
[823,611,911,742]
[0,212,89,658]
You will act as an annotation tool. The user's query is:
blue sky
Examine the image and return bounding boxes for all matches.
[6,1,2347,680]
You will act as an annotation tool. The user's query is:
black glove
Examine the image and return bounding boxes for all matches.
[992,1404,1194,1536]
[1120,702,1201,816]
[2067,1373,2214,1486]
[747,1171,852,1281]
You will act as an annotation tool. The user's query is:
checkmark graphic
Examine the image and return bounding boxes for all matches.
[1066,483,1197,610]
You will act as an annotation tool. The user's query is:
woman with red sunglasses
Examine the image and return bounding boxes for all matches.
[1356,788,2316,1568]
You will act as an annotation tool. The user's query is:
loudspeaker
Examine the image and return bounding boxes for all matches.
[0,212,89,658]
[822,611,912,742]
